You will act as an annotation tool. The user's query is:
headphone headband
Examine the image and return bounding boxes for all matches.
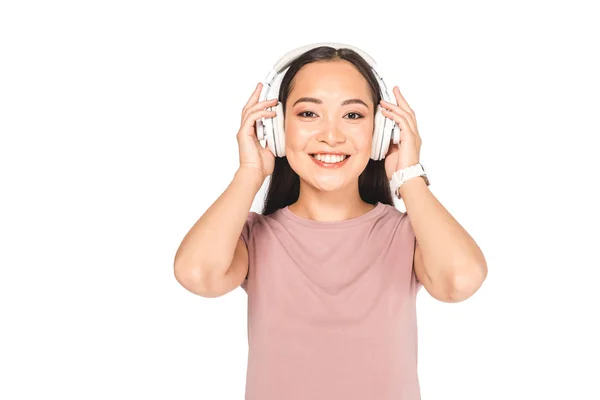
[260,42,393,104]
[256,42,400,160]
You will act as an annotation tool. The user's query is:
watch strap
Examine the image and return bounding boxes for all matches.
[390,163,429,199]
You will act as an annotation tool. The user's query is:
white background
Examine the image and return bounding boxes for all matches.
[1,0,599,399]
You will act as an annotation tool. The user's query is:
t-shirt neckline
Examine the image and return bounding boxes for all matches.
[280,201,385,228]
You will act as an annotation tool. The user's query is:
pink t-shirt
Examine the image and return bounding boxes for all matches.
[240,201,422,400]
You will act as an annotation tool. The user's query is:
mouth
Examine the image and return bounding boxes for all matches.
[309,153,351,168]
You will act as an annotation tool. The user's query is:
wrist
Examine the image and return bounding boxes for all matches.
[397,161,420,171]
[398,175,428,197]
[390,163,430,199]
[235,167,265,191]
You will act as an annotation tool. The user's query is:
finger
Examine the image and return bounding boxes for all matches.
[380,101,417,135]
[380,109,418,139]
[249,82,263,103]
[391,86,415,116]
[242,82,265,113]
[242,99,279,117]
[242,98,278,122]
[240,109,277,133]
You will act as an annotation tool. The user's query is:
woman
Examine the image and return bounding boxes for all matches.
[174,44,487,400]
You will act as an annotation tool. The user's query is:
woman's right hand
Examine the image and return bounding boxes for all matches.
[236,82,278,180]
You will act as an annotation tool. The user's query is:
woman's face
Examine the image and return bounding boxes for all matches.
[284,60,375,192]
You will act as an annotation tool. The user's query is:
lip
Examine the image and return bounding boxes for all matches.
[309,151,349,156]
[310,154,350,169]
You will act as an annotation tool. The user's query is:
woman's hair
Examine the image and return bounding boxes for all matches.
[261,46,394,215]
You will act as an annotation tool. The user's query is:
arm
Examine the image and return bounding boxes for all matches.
[400,178,488,302]
[173,167,264,297]
[377,85,486,302]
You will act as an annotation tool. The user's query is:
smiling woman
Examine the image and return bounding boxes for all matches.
[173,42,487,400]
[261,45,394,215]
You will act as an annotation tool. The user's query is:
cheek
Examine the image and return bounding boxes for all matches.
[282,126,311,171]
[350,126,374,152]
[284,124,316,151]
[358,131,373,148]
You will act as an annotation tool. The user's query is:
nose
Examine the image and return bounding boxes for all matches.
[316,123,346,146]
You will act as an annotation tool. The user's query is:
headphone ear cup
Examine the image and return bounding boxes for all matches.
[380,121,393,160]
[273,102,286,157]
[262,107,277,157]
[371,105,386,160]
[391,123,401,146]
[255,117,265,141]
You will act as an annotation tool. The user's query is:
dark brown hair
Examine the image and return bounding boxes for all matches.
[261,46,394,215]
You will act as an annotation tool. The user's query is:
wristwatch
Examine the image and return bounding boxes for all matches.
[390,163,430,199]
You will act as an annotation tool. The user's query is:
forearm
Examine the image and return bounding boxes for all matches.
[174,167,264,280]
[400,177,487,294]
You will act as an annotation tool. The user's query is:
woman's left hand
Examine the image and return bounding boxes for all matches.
[381,86,422,181]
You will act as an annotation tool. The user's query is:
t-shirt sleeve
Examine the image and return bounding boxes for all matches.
[240,211,258,292]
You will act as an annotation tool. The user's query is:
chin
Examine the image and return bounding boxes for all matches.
[307,160,366,192]
[310,176,350,192]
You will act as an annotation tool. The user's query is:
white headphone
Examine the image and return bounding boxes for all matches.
[255,42,401,161]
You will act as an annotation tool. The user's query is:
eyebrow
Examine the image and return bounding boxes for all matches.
[292,97,369,108]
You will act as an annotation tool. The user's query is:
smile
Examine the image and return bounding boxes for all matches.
[309,153,350,168]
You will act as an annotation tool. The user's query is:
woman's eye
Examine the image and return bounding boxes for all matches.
[297,111,363,119]
[346,112,364,119]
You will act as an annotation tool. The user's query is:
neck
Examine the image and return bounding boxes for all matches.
[288,179,376,222]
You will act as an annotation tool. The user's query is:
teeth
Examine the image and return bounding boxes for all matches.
[312,154,348,163]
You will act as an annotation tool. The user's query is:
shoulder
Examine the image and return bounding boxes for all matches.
[244,209,278,228]
[379,202,410,223]
[380,202,405,216]
[378,203,415,238]
[241,211,260,246]
[241,209,283,245]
